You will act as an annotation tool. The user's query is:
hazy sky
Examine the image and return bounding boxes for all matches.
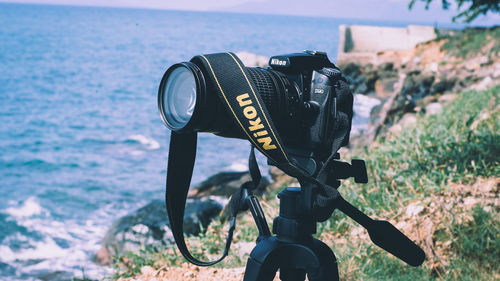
[2,0,499,25]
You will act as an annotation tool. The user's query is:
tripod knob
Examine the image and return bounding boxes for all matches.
[351,159,368,184]
[327,159,368,184]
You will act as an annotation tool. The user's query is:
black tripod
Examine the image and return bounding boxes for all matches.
[241,159,425,281]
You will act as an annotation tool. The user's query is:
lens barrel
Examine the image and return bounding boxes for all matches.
[159,61,299,139]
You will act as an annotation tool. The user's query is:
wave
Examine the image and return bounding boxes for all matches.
[4,197,46,218]
[0,198,113,280]
[0,159,80,171]
[225,160,248,172]
[125,134,160,150]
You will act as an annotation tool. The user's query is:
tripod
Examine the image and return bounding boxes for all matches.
[244,186,340,281]
[241,159,425,281]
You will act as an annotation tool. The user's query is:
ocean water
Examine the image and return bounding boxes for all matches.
[0,3,410,280]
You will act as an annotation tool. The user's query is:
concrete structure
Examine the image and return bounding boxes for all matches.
[337,25,451,64]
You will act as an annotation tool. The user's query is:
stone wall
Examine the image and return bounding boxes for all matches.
[337,25,454,64]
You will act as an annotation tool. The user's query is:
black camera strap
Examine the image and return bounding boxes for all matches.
[165,52,348,266]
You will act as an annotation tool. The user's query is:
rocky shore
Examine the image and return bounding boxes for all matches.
[94,172,270,266]
[338,27,500,145]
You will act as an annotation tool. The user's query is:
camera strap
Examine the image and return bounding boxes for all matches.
[165,52,348,266]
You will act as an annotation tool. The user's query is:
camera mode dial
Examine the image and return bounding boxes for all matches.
[319,67,341,79]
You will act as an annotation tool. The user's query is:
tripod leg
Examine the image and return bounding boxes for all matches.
[279,268,306,281]
[307,238,339,281]
[243,255,278,281]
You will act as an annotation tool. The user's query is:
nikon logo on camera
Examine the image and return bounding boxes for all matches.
[270,58,287,66]
[236,93,277,151]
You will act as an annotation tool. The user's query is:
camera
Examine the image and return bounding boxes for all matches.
[158,51,353,163]
[158,52,425,277]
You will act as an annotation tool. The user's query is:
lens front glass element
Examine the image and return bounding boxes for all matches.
[163,66,197,130]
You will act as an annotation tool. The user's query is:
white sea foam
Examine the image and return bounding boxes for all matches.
[0,199,125,280]
[0,237,67,262]
[226,160,248,172]
[351,94,382,137]
[127,134,160,150]
[353,94,381,118]
[4,197,46,218]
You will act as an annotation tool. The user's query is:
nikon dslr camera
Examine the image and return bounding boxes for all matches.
[158,50,353,169]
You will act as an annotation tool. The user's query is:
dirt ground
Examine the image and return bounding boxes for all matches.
[119,263,282,281]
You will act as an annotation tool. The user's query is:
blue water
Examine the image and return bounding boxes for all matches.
[0,3,413,280]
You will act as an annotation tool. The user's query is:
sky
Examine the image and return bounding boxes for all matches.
[2,0,499,25]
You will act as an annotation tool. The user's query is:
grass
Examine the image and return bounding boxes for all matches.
[112,85,500,280]
[351,85,499,212]
[439,26,500,59]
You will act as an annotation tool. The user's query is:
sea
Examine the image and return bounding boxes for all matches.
[0,3,422,280]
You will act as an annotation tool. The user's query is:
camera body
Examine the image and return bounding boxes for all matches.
[266,51,347,156]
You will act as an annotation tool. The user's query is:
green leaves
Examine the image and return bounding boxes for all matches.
[409,0,500,22]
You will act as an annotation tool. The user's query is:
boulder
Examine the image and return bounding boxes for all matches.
[385,72,435,124]
[430,77,456,95]
[189,171,270,198]
[95,199,222,265]
[340,62,374,94]
[374,77,398,98]
[388,113,418,135]
[473,76,494,91]
[425,102,443,115]
[31,270,76,281]
[438,93,458,105]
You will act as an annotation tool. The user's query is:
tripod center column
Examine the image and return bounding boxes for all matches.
[272,187,317,242]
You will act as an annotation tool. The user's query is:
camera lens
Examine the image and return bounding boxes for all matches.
[159,64,199,131]
[159,58,300,139]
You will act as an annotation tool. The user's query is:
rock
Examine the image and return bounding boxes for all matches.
[369,102,383,125]
[401,73,435,100]
[415,95,437,111]
[374,77,398,98]
[30,270,75,281]
[428,62,438,72]
[400,113,418,126]
[406,203,425,217]
[269,166,285,181]
[430,77,456,95]
[438,93,458,105]
[95,199,222,265]
[425,102,442,115]
[377,62,394,72]
[236,51,268,67]
[340,62,377,95]
[479,55,491,66]
[189,171,270,198]
[473,76,493,91]
[389,113,417,135]
[385,72,435,123]
[493,68,500,78]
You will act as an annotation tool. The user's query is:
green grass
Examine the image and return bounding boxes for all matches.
[451,205,500,268]
[349,85,499,212]
[323,85,500,280]
[112,86,500,280]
